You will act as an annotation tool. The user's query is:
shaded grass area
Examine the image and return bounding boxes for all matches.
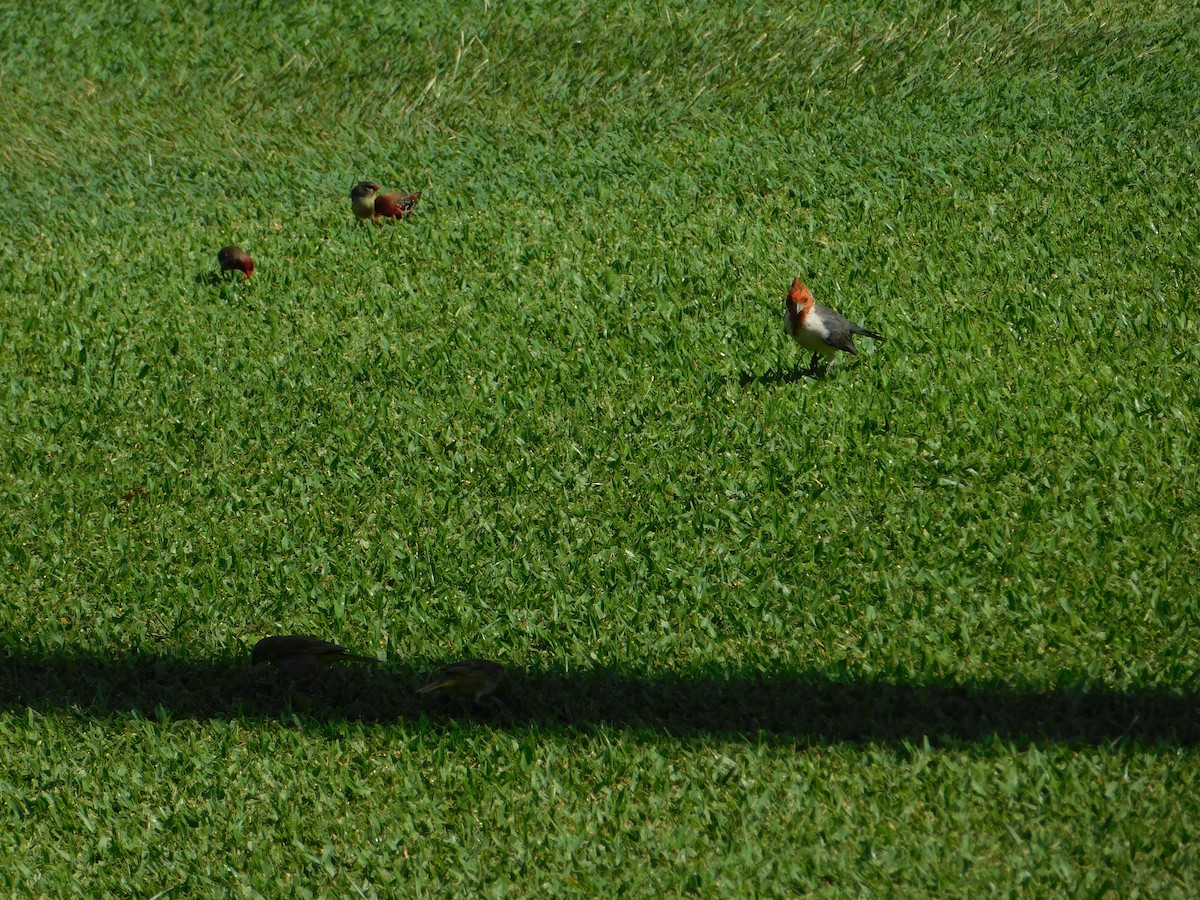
[3,648,1198,746]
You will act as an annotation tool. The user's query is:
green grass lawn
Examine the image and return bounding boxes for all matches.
[2,0,1199,894]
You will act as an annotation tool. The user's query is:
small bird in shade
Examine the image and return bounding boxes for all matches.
[784,277,883,376]
[350,181,420,223]
[217,245,254,279]
[417,659,512,704]
[251,635,380,677]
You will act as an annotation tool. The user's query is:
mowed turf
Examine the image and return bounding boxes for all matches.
[1,0,1198,894]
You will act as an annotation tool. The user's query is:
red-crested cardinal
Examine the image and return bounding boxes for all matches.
[785,277,883,376]
[217,245,254,279]
[350,181,420,222]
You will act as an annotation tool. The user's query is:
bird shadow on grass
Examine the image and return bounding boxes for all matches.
[738,365,815,387]
[1,647,1196,747]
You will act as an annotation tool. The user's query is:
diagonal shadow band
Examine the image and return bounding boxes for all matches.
[1,648,1196,746]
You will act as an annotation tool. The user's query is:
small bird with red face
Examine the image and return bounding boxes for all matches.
[251,635,380,677]
[784,277,883,376]
[350,181,420,223]
[416,659,512,704]
[217,245,254,279]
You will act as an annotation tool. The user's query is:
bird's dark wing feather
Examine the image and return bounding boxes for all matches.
[850,325,884,341]
[293,636,347,654]
[816,307,860,354]
[817,305,883,352]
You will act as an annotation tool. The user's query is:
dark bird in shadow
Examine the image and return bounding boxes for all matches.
[417,659,512,705]
[251,635,380,678]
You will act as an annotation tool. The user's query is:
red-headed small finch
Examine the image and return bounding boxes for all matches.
[416,659,512,703]
[784,277,883,376]
[350,181,420,222]
[217,245,254,279]
[251,635,380,677]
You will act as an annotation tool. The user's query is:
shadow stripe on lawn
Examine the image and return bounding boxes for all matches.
[2,648,1196,746]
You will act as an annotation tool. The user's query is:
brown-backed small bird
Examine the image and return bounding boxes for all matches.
[217,245,254,279]
[785,277,883,376]
[350,181,420,222]
[251,635,380,677]
[416,659,512,703]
